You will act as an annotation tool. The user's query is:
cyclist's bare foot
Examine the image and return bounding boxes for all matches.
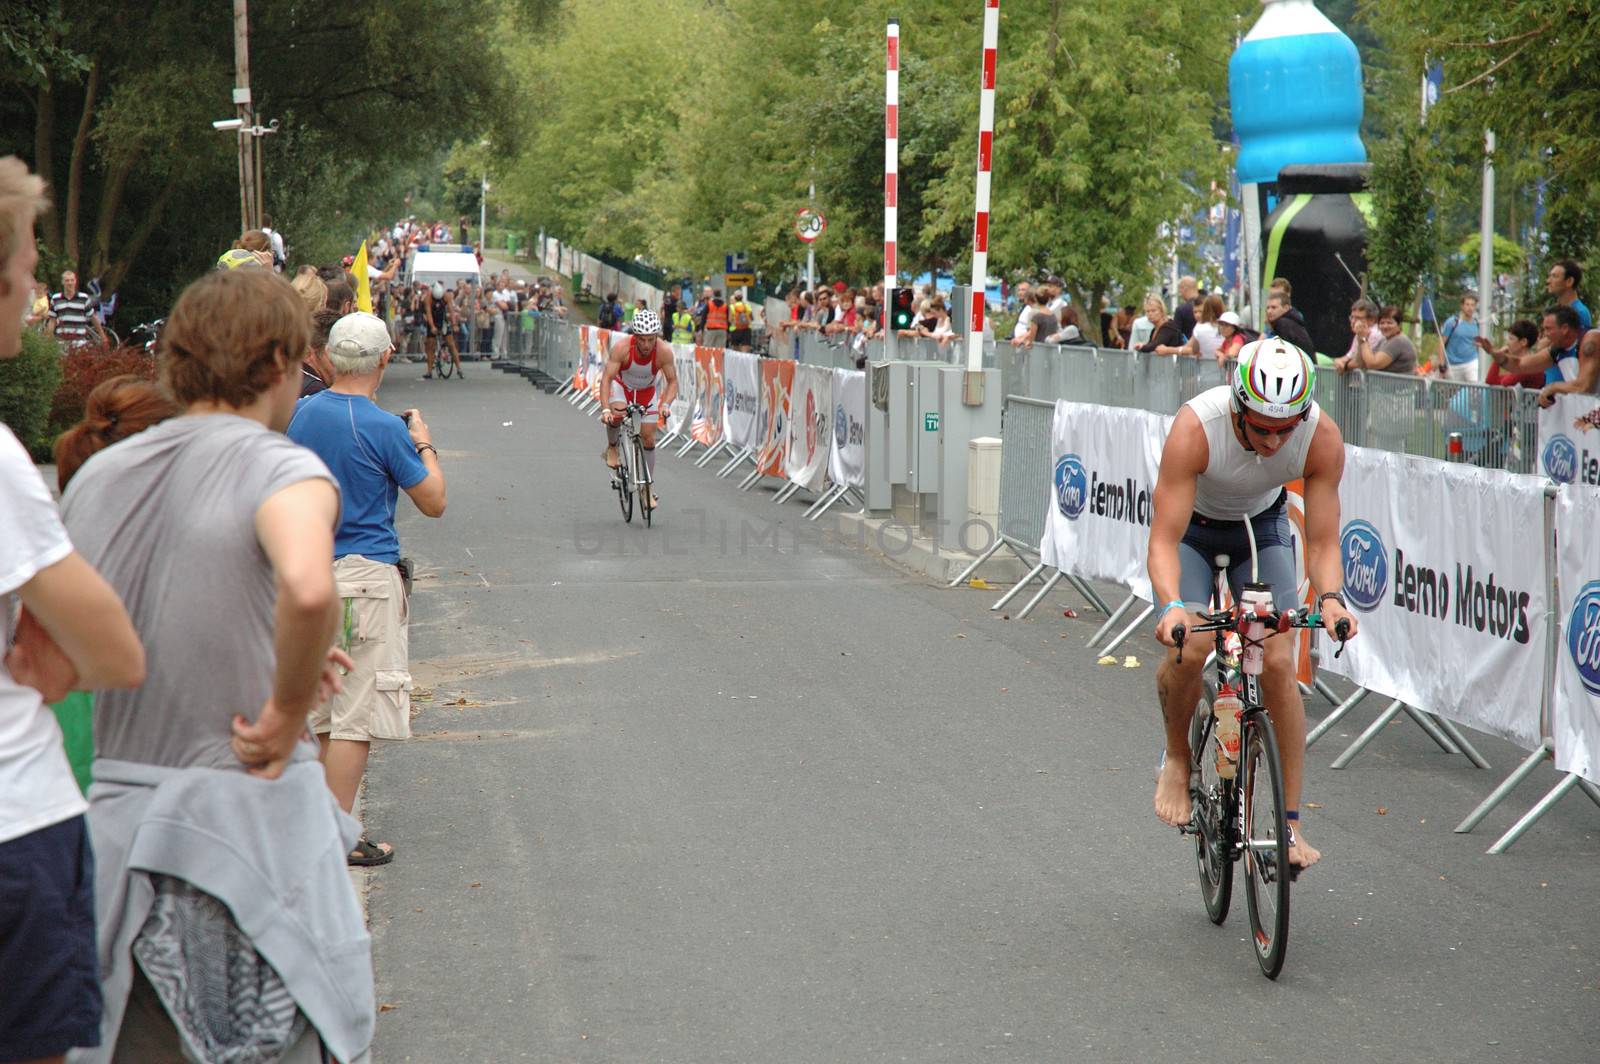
[1154,754,1192,828]
[1288,825,1321,871]
[647,492,661,509]
[603,446,619,469]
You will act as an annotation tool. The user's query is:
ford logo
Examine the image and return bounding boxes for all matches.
[1340,519,1387,613]
[1568,581,1600,697]
[1543,434,1577,484]
[1054,454,1087,520]
[834,404,848,448]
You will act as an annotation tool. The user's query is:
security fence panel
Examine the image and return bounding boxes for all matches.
[997,396,1054,551]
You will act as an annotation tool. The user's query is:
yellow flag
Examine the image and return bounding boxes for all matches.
[353,240,373,313]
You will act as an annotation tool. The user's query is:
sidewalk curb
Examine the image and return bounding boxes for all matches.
[833,510,1029,585]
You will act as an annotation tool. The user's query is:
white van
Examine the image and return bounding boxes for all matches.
[404,244,482,290]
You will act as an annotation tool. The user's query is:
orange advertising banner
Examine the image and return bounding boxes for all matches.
[590,328,611,402]
[575,326,589,389]
[690,346,725,446]
[755,358,795,477]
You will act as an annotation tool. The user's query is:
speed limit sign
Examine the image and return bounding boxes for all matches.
[795,208,826,243]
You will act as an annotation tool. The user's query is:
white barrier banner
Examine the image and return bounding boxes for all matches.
[1038,400,1165,602]
[1553,485,1600,782]
[1538,392,1600,489]
[667,344,696,436]
[829,368,867,488]
[785,365,832,493]
[1321,446,1546,749]
[723,351,761,451]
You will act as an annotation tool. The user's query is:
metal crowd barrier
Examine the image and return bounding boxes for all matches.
[992,341,1543,475]
[949,396,1108,621]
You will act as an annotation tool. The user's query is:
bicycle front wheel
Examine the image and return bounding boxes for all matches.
[633,437,653,528]
[437,352,455,379]
[1188,701,1233,926]
[1241,713,1291,979]
[616,448,634,523]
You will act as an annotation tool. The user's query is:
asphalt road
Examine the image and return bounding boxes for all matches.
[365,363,1596,1063]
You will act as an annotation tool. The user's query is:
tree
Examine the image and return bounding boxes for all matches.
[923,0,1246,341]
[0,1,517,322]
[1365,123,1437,308]
[1360,0,1600,263]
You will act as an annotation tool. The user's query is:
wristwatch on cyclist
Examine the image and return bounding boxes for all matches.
[1318,591,1347,610]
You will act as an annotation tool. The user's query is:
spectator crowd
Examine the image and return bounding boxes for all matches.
[1,156,457,1062]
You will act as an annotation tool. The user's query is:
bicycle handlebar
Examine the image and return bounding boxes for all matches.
[1172,608,1352,664]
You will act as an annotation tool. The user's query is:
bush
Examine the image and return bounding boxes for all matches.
[50,343,158,440]
[0,330,64,459]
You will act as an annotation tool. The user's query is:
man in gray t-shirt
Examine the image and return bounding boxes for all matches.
[55,267,364,1058]
[62,415,337,770]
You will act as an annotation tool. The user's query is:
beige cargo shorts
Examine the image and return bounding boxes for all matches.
[310,555,412,742]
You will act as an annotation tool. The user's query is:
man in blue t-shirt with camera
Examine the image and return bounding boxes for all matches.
[288,312,447,866]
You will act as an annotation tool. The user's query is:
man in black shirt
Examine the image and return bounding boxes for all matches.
[1172,276,1200,339]
[1265,292,1314,354]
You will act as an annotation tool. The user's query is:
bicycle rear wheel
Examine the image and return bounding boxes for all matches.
[1241,713,1291,979]
[1188,701,1233,926]
[616,447,634,523]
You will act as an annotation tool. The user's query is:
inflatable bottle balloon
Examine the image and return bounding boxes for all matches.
[1230,0,1366,187]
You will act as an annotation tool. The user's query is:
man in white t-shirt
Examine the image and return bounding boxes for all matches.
[0,155,146,1064]
[493,282,517,357]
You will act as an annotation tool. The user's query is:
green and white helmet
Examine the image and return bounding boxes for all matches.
[1232,337,1315,419]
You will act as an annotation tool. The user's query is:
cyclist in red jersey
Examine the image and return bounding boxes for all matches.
[599,309,678,508]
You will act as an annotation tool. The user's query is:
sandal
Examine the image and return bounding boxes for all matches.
[348,837,395,867]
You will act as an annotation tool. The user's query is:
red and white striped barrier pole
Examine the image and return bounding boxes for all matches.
[965,0,999,374]
[884,18,899,299]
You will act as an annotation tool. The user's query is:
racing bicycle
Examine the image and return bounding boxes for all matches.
[1174,554,1350,980]
[609,403,655,527]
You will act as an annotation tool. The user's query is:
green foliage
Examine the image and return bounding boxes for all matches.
[0,1,519,328]
[1360,0,1600,268]
[923,0,1245,341]
[1365,124,1437,307]
[0,331,64,460]
[0,2,87,87]
[500,0,1248,314]
[1454,232,1525,285]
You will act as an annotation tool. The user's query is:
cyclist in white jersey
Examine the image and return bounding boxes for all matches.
[1147,339,1358,872]
[599,309,678,508]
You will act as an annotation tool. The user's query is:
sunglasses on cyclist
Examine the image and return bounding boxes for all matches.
[1240,411,1306,438]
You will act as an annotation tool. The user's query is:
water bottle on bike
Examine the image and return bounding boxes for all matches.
[1212,685,1242,780]
[1239,583,1275,675]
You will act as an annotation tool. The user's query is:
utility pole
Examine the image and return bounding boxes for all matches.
[1477,129,1496,348]
[233,0,257,231]
[479,140,491,248]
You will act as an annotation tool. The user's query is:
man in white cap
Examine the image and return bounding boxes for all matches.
[287,311,447,866]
